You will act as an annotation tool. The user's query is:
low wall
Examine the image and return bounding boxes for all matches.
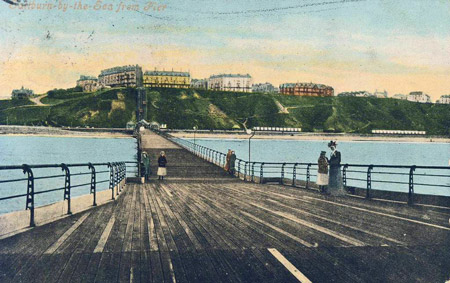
[0,180,125,238]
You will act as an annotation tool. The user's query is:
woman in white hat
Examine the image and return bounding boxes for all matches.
[157,151,167,180]
[328,141,344,195]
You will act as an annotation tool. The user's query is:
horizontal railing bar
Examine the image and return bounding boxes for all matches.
[34,174,66,180]
[96,180,109,184]
[0,193,28,201]
[70,172,93,177]
[34,187,65,195]
[371,180,410,185]
[0,178,29,184]
[414,173,450,178]
[71,182,92,189]
[414,183,450,188]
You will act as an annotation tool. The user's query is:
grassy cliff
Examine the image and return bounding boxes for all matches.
[0,87,449,135]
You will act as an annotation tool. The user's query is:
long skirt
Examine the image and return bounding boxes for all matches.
[157,167,167,176]
[316,173,329,185]
[328,166,344,195]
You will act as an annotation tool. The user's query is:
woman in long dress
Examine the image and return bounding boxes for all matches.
[317,151,329,193]
[328,141,344,195]
[157,151,167,180]
[224,149,232,171]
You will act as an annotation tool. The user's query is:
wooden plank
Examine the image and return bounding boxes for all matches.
[147,183,188,283]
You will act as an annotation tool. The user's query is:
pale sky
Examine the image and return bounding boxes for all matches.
[1,0,449,100]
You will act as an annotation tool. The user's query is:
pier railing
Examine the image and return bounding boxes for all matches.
[169,136,450,206]
[0,161,137,227]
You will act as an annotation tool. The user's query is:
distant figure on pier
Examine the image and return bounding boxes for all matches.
[157,151,167,180]
[229,151,237,176]
[224,149,232,172]
[142,152,151,181]
[317,151,329,193]
[328,141,344,195]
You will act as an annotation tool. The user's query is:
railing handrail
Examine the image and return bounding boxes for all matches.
[0,160,135,227]
[164,132,450,207]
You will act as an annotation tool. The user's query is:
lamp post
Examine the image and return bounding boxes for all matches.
[193,125,197,145]
[247,128,255,165]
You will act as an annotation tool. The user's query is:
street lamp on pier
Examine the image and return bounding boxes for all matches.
[247,128,255,165]
[193,126,198,151]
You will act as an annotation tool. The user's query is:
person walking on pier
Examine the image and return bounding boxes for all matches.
[229,150,237,176]
[317,151,329,193]
[142,152,151,181]
[328,141,344,195]
[224,149,232,172]
[157,151,167,180]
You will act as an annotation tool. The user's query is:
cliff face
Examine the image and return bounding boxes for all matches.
[0,87,449,135]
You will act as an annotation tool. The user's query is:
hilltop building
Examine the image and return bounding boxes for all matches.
[436,95,450,104]
[407,91,431,103]
[252,83,278,93]
[374,89,388,98]
[11,86,33,99]
[191,79,208,89]
[76,75,99,92]
[337,91,373,97]
[279,82,334,97]
[208,74,252,92]
[143,69,190,89]
[392,94,407,100]
[98,65,143,88]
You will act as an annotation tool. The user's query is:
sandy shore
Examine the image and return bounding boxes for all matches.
[171,132,450,143]
[3,133,133,139]
[0,126,133,139]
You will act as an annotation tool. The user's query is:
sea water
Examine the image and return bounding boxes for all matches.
[189,138,450,197]
[0,136,136,214]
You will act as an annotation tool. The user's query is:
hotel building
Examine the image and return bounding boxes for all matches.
[407,91,431,103]
[76,75,99,92]
[98,65,143,88]
[208,74,252,92]
[279,82,334,97]
[143,70,190,88]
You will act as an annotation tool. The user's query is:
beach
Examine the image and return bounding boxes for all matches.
[171,132,450,143]
[0,126,133,138]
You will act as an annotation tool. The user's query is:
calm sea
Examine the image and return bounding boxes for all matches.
[0,136,448,214]
[189,138,450,197]
[0,136,136,214]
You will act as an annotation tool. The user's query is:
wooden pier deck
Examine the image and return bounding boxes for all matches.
[1,132,449,282]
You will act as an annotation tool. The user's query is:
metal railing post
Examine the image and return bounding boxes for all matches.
[109,163,115,200]
[88,163,97,206]
[23,164,35,227]
[306,163,311,189]
[237,160,241,178]
[281,163,286,185]
[114,163,120,196]
[244,161,248,181]
[61,163,72,215]
[343,164,348,189]
[366,165,373,199]
[251,162,255,182]
[260,163,264,184]
[408,166,416,205]
[292,163,298,187]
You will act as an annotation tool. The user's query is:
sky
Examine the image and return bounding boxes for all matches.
[0,0,449,100]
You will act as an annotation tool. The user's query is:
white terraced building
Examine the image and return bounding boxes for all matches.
[208,74,253,92]
[436,95,450,104]
[407,91,431,103]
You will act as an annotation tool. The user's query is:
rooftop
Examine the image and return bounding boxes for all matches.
[280,82,333,89]
[209,73,252,79]
[144,70,190,77]
[99,65,141,76]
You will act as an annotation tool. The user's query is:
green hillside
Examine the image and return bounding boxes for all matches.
[0,87,449,135]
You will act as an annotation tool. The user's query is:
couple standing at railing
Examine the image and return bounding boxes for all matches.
[224,149,237,175]
[317,141,345,196]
